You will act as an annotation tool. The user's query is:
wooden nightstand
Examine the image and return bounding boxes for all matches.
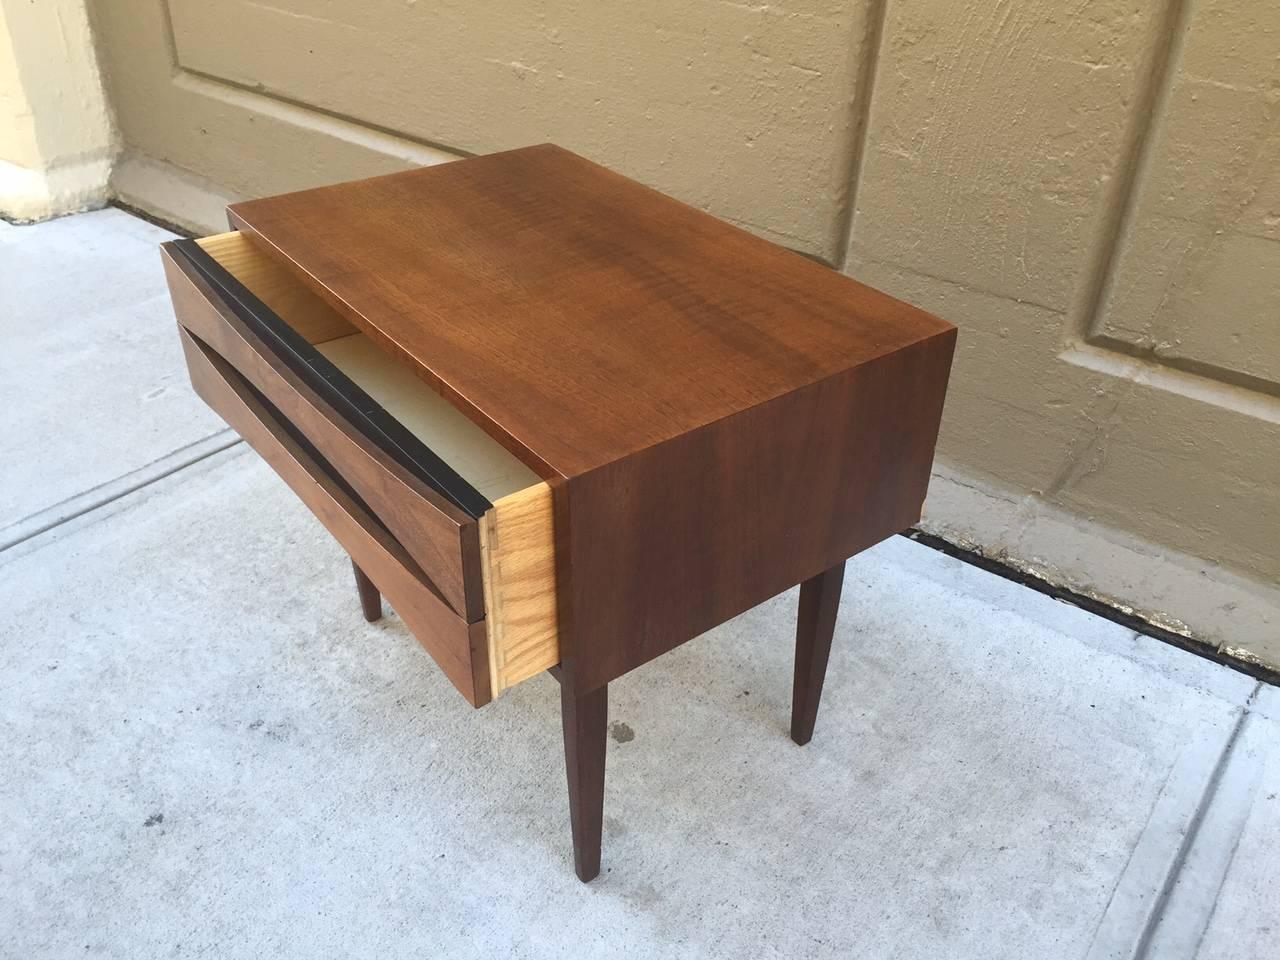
[161,144,955,881]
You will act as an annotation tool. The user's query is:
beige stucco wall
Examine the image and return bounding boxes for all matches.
[0,0,114,220]
[0,5,39,171]
[85,0,1280,664]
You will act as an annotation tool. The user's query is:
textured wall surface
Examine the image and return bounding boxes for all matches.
[89,0,1280,659]
[0,6,41,171]
[166,0,872,258]
[844,0,1280,636]
[0,0,114,219]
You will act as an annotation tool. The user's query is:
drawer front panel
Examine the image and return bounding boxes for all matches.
[162,241,485,622]
[179,328,493,706]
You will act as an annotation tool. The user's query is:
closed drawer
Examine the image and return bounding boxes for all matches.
[162,232,559,706]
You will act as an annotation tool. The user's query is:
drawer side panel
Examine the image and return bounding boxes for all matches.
[480,481,560,696]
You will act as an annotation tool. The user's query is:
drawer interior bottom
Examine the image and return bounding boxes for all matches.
[315,333,540,504]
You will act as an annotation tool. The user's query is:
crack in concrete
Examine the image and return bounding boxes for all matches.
[1041,377,1138,499]
[1084,682,1261,960]
[1130,683,1262,960]
[0,431,242,554]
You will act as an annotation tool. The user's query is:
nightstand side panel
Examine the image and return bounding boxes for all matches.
[561,328,957,692]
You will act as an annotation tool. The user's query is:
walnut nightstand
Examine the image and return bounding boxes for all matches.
[162,144,955,881]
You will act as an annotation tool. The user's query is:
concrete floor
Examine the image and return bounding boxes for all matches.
[2,209,1276,960]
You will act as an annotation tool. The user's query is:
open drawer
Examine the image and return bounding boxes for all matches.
[161,231,559,706]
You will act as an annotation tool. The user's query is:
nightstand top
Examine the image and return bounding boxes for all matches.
[229,143,953,479]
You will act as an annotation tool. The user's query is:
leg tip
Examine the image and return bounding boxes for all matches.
[790,723,814,746]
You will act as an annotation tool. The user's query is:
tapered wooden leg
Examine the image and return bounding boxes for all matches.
[351,559,382,622]
[558,666,608,882]
[791,560,845,746]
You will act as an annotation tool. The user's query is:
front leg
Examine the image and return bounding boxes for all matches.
[791,561,845,745]
[556,662,608,882]
[350,559,382,622]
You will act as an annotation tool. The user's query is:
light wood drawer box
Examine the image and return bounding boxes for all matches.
[162,232,559,707]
